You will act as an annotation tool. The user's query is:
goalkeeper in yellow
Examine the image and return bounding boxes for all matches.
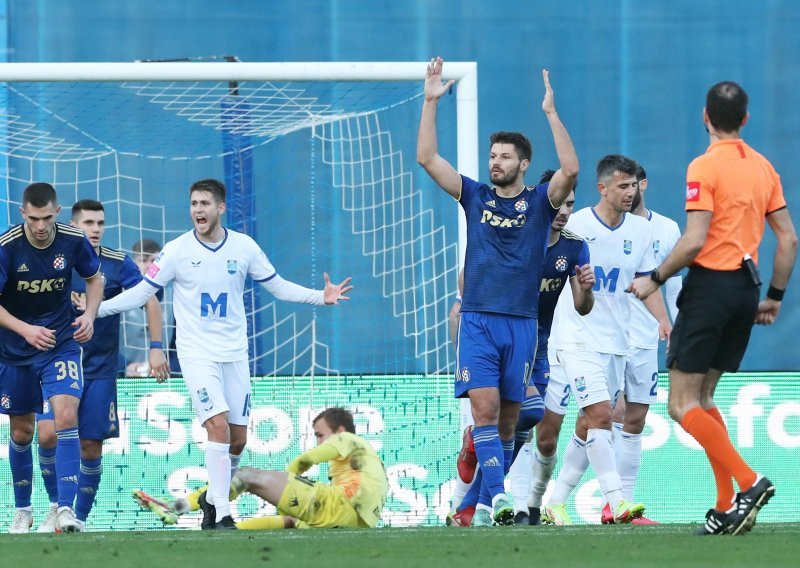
[134,407,388,529]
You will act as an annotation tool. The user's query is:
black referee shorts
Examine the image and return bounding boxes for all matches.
[667,265,759,374]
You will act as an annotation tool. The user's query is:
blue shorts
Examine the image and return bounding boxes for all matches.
[455,312,537,403]
[38,378,118,440]
[0,344,84,416]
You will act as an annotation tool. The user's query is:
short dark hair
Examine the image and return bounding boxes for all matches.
[538,168,578,192]
[132,238,161,256]
[313,407,355,434]
[190,178,226,203]
[71,199,104,219]
[596,154,638,183]
[22,182,57,208]
[635,163,647,182]
[489,131,532,162]
[706,81,748,133]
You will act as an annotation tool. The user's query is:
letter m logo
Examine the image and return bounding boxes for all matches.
[593,267,620,293]
[200,292,228,319]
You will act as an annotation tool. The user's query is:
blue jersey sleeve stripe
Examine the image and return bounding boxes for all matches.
[143,276,164,289]
[255,273,277,283]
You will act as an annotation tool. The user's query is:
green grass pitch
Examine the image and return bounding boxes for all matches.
[2,524,800,568]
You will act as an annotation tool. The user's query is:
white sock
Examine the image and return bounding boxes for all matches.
[509,441,532,513]
[586,428,623,510]
[229,452,242,478]
[615,429,642,501]
[528,449,557,509]
[451,474,474,511]
[206,441,232,521]
[548,433,589,505]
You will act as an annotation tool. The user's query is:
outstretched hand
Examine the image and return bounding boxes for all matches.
[424,57,455,102]
[575,264,595,292]
[542,69,556,115]
[323,273,353,305]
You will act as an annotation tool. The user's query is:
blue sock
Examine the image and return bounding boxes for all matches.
[458,469,482,510]
[55,427,80,509]
[512,430,530,463]
[9,439,33,508]
[472,425,504,503]
[38,446,59,503]
[517,394,545,432]
[75,457,103,522]
[502,438,515,475]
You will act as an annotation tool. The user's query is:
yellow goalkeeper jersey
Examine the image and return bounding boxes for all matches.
[322,432,388,527]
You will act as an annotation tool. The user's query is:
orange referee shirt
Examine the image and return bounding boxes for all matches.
[685,139,786,270]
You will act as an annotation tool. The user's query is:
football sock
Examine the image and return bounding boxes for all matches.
[55,427,80,509]
[509,441,532,513]
[451,474,473,511]
[704,407,736,510]
[229,452,242,478]
[236,515,290,530]
[548,433,589,504]
[206,441,232,521]
[75,457,102,522]
[501,437,514,475]
[471,425,505,503]
[528,449,557,509]
[460,469,483,510]
[512,429,530,463]
[586,428,624,511]
[517,395,545,434]
[9,439,33,508]
[38,446,59,503]
[681,407,756,492]
[614,429,641,502]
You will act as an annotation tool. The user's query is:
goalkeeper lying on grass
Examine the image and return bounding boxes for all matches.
[134,407,388,529]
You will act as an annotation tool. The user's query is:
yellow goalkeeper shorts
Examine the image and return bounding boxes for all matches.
[277,472,369,529]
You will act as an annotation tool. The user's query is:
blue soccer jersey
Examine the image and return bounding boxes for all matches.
[536,229,590,359]
[72,246,142,380]
[0,223,100,365]
[458,175,558,318]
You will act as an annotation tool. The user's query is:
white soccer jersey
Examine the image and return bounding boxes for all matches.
[551,207,655,355]
[628,210,681,349]
[144,228,275,361]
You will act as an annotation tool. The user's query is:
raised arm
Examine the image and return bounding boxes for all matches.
[541,70,579,208]
[287,441,341,475]
[416,57,462,199]
[98,279,159,318]
[259,272,352,306]
[756,207,798,325]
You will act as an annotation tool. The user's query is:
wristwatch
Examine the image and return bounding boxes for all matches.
[650,268,666,286]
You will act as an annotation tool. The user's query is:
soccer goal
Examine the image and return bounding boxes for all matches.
[0,61,477,528]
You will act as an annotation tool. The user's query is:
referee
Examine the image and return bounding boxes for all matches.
[629,81,797,536]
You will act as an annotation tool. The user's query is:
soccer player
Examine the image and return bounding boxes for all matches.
[418,57,578,525]
[454,170,594,527]
[599,164,681,525]
[541,155,670,526]
[96,178,353,530]
[34,200,168,532]
[0,183,103,533]
[629,82,797,535]
[134,407,388,530]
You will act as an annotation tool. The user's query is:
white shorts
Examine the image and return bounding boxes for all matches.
[178,357,251,426]
[543,361,572,416]
[556,349,624,411]
[624,347,659,405]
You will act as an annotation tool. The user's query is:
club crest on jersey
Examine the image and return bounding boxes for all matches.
[652,240,660,256]
[555,256,568,272]
[575,377,586,392]
[198,388,210,404]
[53,254,66,270]
[1,394,10,410]
[514,199,528,212]
[623,240,632,255]
[227,259,237,274]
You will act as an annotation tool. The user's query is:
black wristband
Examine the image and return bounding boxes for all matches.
[650,268,665,286]
[767,286,785,302]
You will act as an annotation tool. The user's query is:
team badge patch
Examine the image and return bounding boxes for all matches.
[459,367,470,383]
[686,181,700,202]
[623,240,632,255]
[555,256,568,272]
[575,377,586,392]
[514,199,528,212]
[652,240,660,256]
[227,259,238,274]
[146,263,160,278]
[198,388,210,404]
[53,254,66,270]
[1,394,10,410]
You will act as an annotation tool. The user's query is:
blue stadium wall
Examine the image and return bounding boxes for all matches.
[4,0,800,370]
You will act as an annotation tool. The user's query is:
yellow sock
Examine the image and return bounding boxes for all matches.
[185,485,208,512]
[236,515,290,530]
